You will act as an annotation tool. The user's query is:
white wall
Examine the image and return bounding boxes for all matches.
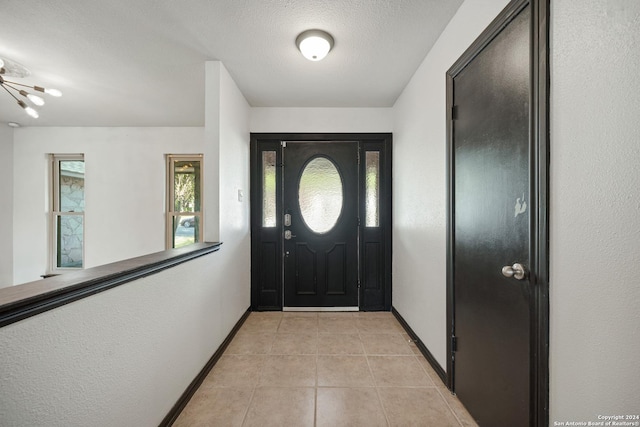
[251,107,392,133]
[217,63,252,333]
[549,0,640,421]
[0,250,242,426]
[392,0,510,369]
[0,126,14,287]
[12,127,203,285]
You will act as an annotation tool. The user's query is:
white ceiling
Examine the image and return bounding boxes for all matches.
[0,0,463,127]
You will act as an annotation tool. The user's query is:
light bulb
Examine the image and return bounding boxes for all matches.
[45,88,62,97]
[34,86,62,97]
[18,100,39,118]
[27,93,45,106]
[25,106,39,118]
[19,90,46,106]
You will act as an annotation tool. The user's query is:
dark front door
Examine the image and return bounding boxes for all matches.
[447,1,549,425]
[251,133,393,312]
[283,142,359,307]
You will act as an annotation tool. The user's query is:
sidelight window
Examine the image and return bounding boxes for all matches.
[50,154,85,270]
[365,151,380,227]
[262,151,277,227]
[166,154,203,249]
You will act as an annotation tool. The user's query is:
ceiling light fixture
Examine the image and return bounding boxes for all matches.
[0,56,62,119]
[296,29,334,61]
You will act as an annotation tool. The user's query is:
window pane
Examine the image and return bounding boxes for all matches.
[262,151,277,227]
[56,215,84,268]
[298,157,343,234]
[58,161,85,212]
[173,160,201,213]
[173,215,200,248]
[365,152,380,227]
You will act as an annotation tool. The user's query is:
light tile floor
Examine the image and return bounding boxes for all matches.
[173,312,478,426]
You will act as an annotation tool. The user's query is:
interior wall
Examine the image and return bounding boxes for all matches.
[0,251,239,426]
[549,0,640,421]
[217,63,252,333]
[250,107,393,133]
[391,0,510,369]
[11,127,203,285]
[0,126,14,287]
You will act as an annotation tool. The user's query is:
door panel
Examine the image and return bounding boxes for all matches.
[451,4,532,426]
[283,142,359,307]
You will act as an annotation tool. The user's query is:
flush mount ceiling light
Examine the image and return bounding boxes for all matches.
[0,56,62,119]
[296,29,334,61]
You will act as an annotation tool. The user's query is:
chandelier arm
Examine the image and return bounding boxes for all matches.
[1,83,21,102]
[3,82,23,93]
[1,79,34,90]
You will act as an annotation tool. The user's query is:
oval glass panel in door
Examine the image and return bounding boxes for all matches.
[298,157,344,234]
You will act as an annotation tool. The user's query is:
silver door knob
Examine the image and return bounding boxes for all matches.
[501,263,527,280]
[284,230,296,240]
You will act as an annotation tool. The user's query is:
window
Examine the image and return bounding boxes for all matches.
[51,154,85,270]
[262,151,277,227]
[365,151,380,227]
[166,154,203,249]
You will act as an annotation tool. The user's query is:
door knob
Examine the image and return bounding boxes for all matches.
[284,230,296,240]
[501,263,527,280]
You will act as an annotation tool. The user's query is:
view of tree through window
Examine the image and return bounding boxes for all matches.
[167,156,203,249]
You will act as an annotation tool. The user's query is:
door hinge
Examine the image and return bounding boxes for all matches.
[451,105,458,121]
[281,141,287,148]
[451,335,458,352]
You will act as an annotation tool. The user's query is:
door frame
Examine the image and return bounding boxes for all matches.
[445,0,549,426]
[250,133,393,312]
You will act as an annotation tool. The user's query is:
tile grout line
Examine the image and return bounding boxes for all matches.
[359,321,392,427]
[239,313,274,427]
[411,351,467,427]
[434,384,466,427]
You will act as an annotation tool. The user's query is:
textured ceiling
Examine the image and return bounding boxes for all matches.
[0,0,463,127]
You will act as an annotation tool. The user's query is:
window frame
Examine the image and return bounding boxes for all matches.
[165,154,204,249]
[49,153,85,273]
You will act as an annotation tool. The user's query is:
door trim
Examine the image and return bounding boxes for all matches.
[445,1,549,426]
[250,133,393,312]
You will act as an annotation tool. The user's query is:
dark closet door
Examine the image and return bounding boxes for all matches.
[283,142,359,308]
[450,4,534,426]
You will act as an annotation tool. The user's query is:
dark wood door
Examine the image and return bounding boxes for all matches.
[283,142,359,307]
[450,4,533,426]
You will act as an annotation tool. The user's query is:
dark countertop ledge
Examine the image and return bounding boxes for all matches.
[0,242,222,315]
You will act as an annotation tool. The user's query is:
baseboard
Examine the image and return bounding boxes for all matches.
[159,307,252,427]
[391,307,448,387]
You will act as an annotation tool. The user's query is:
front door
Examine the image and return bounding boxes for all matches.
[447,1,549,425]
[283,142,359,308]
[251,133,392,312]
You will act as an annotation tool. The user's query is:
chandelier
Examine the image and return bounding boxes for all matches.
[0,56,62,119]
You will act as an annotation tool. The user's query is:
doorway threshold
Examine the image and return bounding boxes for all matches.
[283,307,359,312]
